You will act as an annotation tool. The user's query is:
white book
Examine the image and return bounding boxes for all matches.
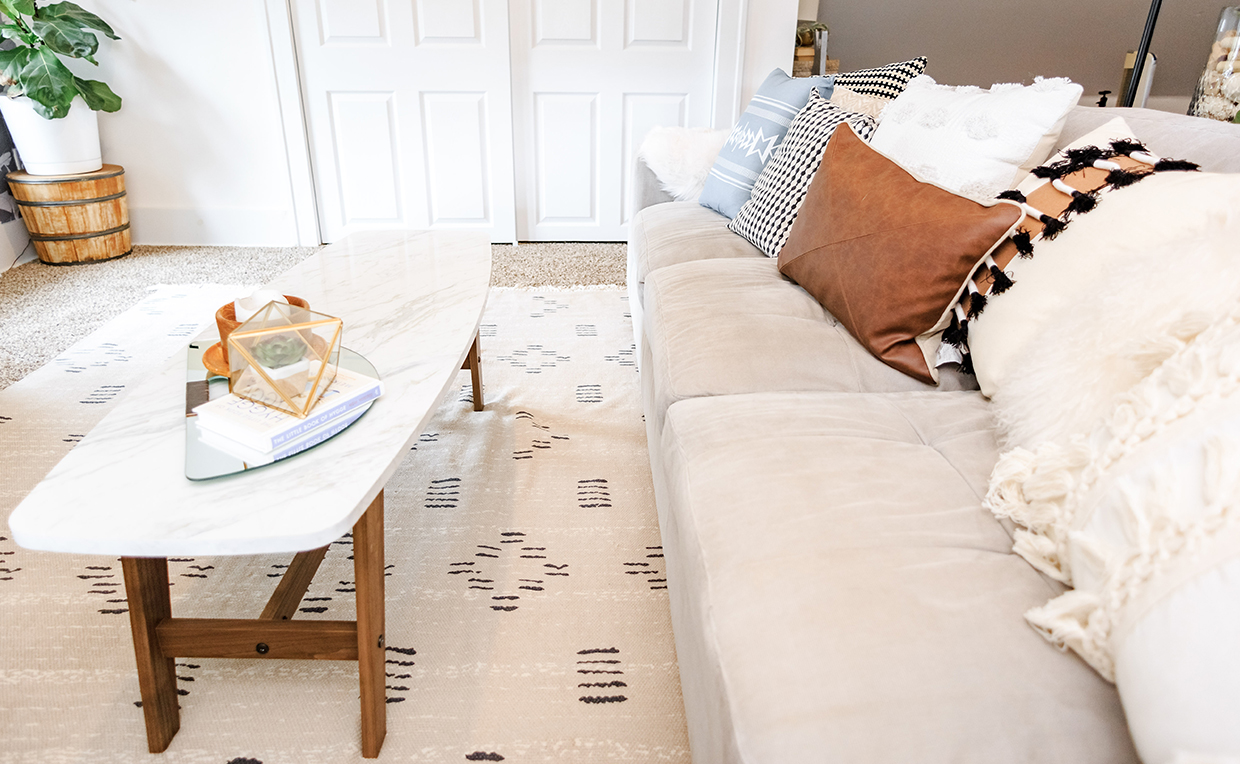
[193,366,382,452]
[199,406,368,465]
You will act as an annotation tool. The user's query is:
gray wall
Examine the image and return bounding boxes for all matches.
[817,0,1224,100]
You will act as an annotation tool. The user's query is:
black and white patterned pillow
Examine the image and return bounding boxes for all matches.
[834,56,928,100]
[728,91,877,257]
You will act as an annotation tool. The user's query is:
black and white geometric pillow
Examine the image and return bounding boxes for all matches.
[728,91,877,258]
[834,56,928,100]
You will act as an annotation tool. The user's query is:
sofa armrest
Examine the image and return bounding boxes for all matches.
[631,156,676,215]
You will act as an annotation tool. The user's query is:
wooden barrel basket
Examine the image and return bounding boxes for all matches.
[6,164,131,265]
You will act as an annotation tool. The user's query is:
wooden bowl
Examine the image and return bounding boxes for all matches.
[215,295,309,366]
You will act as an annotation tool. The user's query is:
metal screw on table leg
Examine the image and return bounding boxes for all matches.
[378,634,385,649]
[256,643,270,655]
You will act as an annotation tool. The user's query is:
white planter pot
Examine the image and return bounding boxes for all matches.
[0,95,103,176]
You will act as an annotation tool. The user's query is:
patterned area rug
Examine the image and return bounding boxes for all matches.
[0,286,686,763]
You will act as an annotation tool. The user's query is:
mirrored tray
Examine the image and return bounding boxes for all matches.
[185,342,378,481]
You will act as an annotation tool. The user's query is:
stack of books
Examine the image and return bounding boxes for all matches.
[193,366,383,465]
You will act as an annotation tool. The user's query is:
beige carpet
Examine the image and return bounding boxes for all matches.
[0,242,627,390]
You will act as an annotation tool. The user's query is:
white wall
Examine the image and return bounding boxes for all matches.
[73,0,302,246]
[740,0,800,112]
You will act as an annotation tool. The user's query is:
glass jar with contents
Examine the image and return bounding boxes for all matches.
[1188,6,1240,123]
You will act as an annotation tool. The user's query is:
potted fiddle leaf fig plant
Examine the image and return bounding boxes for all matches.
[0,0,121,175]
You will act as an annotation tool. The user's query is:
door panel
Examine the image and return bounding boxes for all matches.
[534,93,598,224]
[328,92,401,223]
[510,0,718,241]
[414,0,480,44]
[626,0,689,47]
[317,0,385,43]
[533,0,596,45]
[421,92,492,225]
[292,0,718,243]
[292,0,516,243]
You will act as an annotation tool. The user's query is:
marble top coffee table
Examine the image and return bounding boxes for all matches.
[8,230,492,758]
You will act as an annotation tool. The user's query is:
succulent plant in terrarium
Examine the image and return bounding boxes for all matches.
[253,333,308,369]
[227,301,342,418]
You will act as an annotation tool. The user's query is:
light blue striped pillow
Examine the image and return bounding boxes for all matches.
[699,69,834,219]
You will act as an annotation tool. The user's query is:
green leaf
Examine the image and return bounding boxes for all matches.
[0,24,36,47]
[0,44,32,83]
[17,46,77,118]
[35,2,118,40]
[72,75,119,112]
[30,15,100,62]
[0,0,36,21]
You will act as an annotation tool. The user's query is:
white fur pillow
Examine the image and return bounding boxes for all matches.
[970,170,1240,450]
[868,75,1082,201]
[637,126,728,202]
[986,312,1240,764]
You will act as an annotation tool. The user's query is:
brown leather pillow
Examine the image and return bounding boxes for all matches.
[777,125,1022,384]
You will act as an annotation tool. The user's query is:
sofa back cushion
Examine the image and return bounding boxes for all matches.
[1057,106,1240,175]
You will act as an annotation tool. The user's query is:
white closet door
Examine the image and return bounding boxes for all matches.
[291,0,517,243]
[508,0,720,241]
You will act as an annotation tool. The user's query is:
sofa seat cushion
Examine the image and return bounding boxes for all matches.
[659,391,1137,764]
[627,201,763,306]
[642,257,976,437]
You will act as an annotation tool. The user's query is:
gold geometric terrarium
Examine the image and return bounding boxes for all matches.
[226,300,342,418]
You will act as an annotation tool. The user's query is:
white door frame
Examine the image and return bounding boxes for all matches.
[712,0,748,129]
[261,0,749,246]
[262,0,321,246]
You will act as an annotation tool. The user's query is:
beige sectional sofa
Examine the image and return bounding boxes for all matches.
[627,106,1240,764]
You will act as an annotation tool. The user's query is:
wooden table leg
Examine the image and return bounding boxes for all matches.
[462,335,483,411]
[259,545,330,621]
[121,556,180,753]
[353,491,386,758]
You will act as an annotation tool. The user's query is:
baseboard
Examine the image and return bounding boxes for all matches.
[128,207,303,246]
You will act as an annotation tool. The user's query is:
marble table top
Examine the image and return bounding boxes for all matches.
[9,231,491,557]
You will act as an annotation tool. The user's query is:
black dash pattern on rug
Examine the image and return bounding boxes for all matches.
[512,410,569,460]
[385,645,416,703]
[576,647,629,704]
[578,478,611,508]
[623,546,667,590]
[604,343,637,370]
[575,384,603,403]
[426,477,462,510]
[82,563,126,614]
[447,530,569,611]
[496,344,570,374]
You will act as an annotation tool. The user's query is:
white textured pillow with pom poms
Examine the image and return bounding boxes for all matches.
[868,75,1082,202]
[970,170,1240,448]
[637,126,729,202]
[985,311,1240,764]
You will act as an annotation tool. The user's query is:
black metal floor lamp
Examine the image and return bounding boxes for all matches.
[1122,0,1165,107]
